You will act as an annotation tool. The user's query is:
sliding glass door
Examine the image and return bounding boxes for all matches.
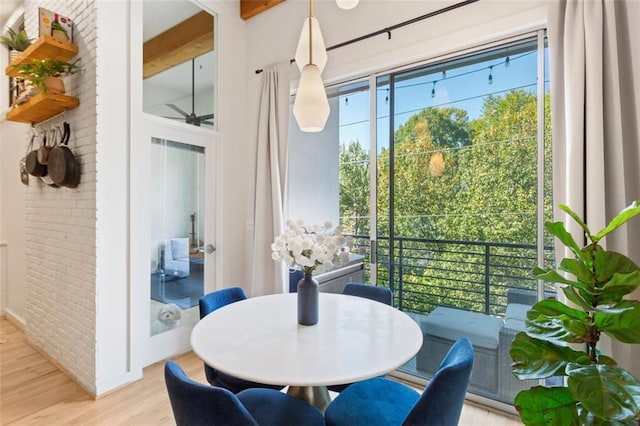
[373,34,552,404]
[288,31,551,405]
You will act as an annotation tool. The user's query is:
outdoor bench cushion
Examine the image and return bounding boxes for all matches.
[505,303,530,322]
[421,306,503,349]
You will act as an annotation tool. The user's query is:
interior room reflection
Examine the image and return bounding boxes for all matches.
[142,0,216,129]
[150,138,206,336]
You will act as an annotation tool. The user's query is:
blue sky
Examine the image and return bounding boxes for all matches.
[338,45,549,153]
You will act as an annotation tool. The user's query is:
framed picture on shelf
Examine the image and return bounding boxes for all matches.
[38,8,73,43]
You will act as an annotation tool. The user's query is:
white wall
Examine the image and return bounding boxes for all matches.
[17,0,98,393]
[199,0,248,288]
[287,95,340,225]
[94,0,133,395]
[0,4,28,324]
[0,120,28,323]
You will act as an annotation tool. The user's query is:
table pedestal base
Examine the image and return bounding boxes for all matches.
[287,385,331,413]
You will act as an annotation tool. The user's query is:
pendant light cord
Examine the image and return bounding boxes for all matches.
[308,0,314,65]
[256,0,479,74]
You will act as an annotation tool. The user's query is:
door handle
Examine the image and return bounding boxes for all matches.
[205,244,216,254]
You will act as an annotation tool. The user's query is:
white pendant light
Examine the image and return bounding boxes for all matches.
[294,17,327,73]
[293,64,330,132]
[336,0,359,9]
[293,0,330,132]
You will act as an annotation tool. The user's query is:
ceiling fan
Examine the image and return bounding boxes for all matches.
[165,59,214,127]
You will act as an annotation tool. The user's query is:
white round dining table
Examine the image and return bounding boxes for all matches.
[191,292,423,412]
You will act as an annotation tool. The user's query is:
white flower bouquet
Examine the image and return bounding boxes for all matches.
[271,220,356,275]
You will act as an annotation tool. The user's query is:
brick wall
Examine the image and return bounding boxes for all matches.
[23,0,97,393]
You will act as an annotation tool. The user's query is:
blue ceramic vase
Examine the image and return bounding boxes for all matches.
[297,273,319,325]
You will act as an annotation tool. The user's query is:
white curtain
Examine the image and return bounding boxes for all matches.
[249,62,291,296]
[548,0,640,376]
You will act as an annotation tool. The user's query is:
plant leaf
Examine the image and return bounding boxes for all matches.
[546,220,585,261]
[534,267,584,287]
[594,250,640,287]
[511,332,587,379]
[562,286,595,311]
[567,363,640,422]
[595,300,640,343]
[592,200,640,242]
[526,300,591,343]
[560,257,594,283]
[598,271,640,303]
[560,204,593,241]
[528,299,588,321]
[597,355,617,366]
[515,386,579,426]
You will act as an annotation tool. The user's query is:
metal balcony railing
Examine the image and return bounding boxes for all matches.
[346,234,555,317]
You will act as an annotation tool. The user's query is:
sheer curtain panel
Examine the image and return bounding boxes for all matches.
[548,0,640,376]
[250,62,291,296]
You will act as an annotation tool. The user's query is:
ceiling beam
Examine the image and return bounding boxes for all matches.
[240,0,285,20]
[143,11,214,79]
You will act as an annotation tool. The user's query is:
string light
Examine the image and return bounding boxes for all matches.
[345,96,349,106]
[385,88,389,104]
[431,81,436,98]
[376,51,532,97]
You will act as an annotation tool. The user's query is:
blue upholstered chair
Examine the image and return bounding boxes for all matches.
[328,283,393,393]
[165,361,324,426]
[325,337,474,426]
[199,287,285,393]
[343,282,393,305]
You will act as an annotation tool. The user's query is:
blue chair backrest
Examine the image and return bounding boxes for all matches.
[403,337,474,426]
[289,269,305,292]
[164,361,257,426]
[343,283,393,306]
[199,287,248,319]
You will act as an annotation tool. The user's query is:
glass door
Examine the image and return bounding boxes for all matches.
[150,137,206,337]
[140,118,218,366]
[375,35,552,405]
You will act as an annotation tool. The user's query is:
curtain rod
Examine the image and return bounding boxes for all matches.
[255,0,479,74]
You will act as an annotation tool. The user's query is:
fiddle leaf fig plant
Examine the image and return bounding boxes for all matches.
[510,200,640,425]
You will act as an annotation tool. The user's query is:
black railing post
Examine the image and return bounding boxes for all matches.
[484,243,491,315]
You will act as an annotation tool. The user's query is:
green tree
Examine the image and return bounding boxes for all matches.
[339,141,370,236]
[373,91,550,315]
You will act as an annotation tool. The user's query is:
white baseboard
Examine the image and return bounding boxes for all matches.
[2,308,26,330]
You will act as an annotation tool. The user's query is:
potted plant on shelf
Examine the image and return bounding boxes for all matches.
[0,28,33,61]
[510,201,640,425]
[13,58,81,95]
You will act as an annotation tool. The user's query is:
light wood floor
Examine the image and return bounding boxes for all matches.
[0,318,521,425]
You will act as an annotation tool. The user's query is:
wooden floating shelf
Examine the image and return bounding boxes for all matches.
[5,35,78,78]
[6,93,79,124]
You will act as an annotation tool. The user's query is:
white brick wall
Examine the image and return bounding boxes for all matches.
[23,0,97,393]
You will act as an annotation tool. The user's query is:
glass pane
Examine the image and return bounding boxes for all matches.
[150,138,205,336]
[142,1,217,129]
[376,38,553,404]
[337,82,371,277]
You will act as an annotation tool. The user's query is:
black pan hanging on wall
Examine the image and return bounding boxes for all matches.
[165,59,214,127]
